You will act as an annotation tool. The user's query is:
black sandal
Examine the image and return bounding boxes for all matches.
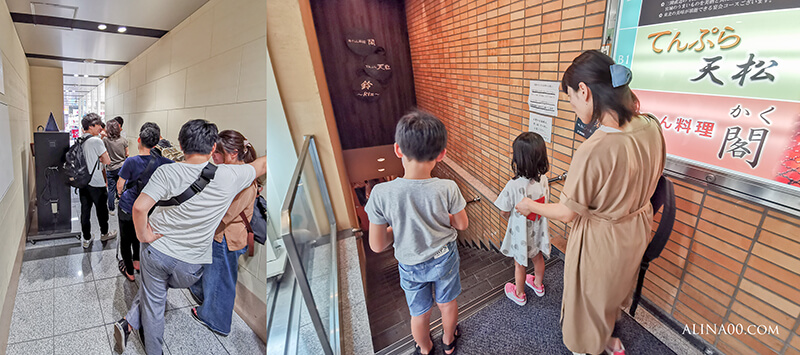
[118,260,134,281]
[413,336,435,355]
[442,324,461,355]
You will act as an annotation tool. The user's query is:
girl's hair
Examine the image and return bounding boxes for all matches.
[561,50,640,127]
[215,130,257,163]
[512,132,549,182]
[106,120,121,139]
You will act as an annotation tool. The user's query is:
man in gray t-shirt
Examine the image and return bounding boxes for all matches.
[78,113,117,248]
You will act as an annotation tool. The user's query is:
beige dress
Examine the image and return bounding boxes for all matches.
[559,114,666,354]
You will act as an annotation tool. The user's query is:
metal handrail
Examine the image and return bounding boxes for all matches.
[280,135,340,355]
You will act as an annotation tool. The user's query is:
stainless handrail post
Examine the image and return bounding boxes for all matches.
[307,137,341,354]
[280,136,334,355]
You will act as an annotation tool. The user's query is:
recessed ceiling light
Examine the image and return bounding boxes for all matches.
[117,26,127,33]
[82,74,89,78]
[73,74,79,77]
[378,168,386,172]
[377,158,386,162]
[98,24,107,30]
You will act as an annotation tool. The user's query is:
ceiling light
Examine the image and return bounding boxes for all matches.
[377,158,386,162]
[98,24,107,30]
[378,168,386,172]
[82,74,88,78]
[73,74,78,77]
[117,26,127,33]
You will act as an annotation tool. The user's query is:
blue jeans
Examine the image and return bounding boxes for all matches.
[126,243,203,355]
[106,168,120,211]
[189,236,246,335]
[398,241,461,317]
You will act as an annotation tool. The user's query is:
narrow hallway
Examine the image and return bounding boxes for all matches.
[7,196,266,355]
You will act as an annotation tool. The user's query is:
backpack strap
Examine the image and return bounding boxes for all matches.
[125,156,158,192]
[155,163,217,207]
[240,211,255,257]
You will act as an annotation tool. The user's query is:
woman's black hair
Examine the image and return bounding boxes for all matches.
[561,50,640,127]
[512,132,549,182]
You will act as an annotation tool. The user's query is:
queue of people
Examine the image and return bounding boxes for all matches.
[364,50,666,355]
[69,114,266,355]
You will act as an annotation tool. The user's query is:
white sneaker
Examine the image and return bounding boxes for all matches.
[109,210,116,216]
[82,238,92,249]
[101,230,117,241]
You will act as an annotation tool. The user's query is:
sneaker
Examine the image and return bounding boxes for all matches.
[504,283,526,306]
[605,343,625,355]
[525,274,545,297]
[101,230,117,241]
[113,318,131,353]
[82,238,92,249]
[109,210,116,216]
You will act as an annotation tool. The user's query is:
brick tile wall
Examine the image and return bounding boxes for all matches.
[405,0,800,354]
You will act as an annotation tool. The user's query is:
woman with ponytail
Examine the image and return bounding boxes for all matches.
[189,130,259,336]
[515,50,666,355]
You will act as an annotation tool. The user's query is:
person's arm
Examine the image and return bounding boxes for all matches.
[248,156,266,177]
[125,147,129,157]
[117,177,126,195]
[99,152,111,165]
[515,199,576,223]
[132,193,163,243]
[369,222,393,253]
[449,209,469,230]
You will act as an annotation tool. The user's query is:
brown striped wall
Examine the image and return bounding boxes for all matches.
[405,0,800,354]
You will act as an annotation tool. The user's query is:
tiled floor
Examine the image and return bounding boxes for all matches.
[8,198,266,355]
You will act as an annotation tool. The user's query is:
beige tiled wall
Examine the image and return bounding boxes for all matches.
[0,0,32,352]
[104,0,267,301]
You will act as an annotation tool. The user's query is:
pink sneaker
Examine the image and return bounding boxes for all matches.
[605,343,625,355]
[525,274,545,297]
[504,283,526,306]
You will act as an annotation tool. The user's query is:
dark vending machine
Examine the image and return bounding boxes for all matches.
[31,132,76,241]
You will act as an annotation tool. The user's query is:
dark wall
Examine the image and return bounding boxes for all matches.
[310,0,416,150]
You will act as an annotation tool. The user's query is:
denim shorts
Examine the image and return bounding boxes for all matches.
[398,241,461,317]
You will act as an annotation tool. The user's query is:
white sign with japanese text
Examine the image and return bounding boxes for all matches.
[528,80,560,116]
[529,112,552,143]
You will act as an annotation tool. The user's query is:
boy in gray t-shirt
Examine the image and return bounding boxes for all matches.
[365,110,468,355]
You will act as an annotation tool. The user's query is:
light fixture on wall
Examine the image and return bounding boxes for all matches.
[377,157,386,162]
[98,24,107,30]
[117,26,127,33]
[378,168,386,172]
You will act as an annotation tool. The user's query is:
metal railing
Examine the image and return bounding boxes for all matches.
[272,135,340,355]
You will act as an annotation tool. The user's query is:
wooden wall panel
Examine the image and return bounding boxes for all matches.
[310,0,417,150]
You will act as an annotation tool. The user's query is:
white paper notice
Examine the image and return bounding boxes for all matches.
[528,80,560,116]
[529,112,552,143]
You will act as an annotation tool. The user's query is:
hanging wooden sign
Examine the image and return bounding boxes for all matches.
[364,50,392,81]
[344,29,378,56]
[352,75,382,102]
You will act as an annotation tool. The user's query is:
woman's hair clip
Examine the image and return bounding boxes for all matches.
[609,64,632,88]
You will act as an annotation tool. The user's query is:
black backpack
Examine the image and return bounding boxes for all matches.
[63,136,100,188]
[252,195,267,245]
[630,175,676,316]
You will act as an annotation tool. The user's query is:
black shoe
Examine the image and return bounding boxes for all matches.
[113,318,130,353]
[188,290,203,306]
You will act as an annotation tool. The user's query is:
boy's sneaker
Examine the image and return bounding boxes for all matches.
[525,274,545,297]
[82,238,92,249]
[504,283,527,306]
[109,209,116,216]
[113,318,131,353]
[101,230,117,241]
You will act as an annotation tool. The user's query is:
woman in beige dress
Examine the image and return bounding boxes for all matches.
[515,50,666,355]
